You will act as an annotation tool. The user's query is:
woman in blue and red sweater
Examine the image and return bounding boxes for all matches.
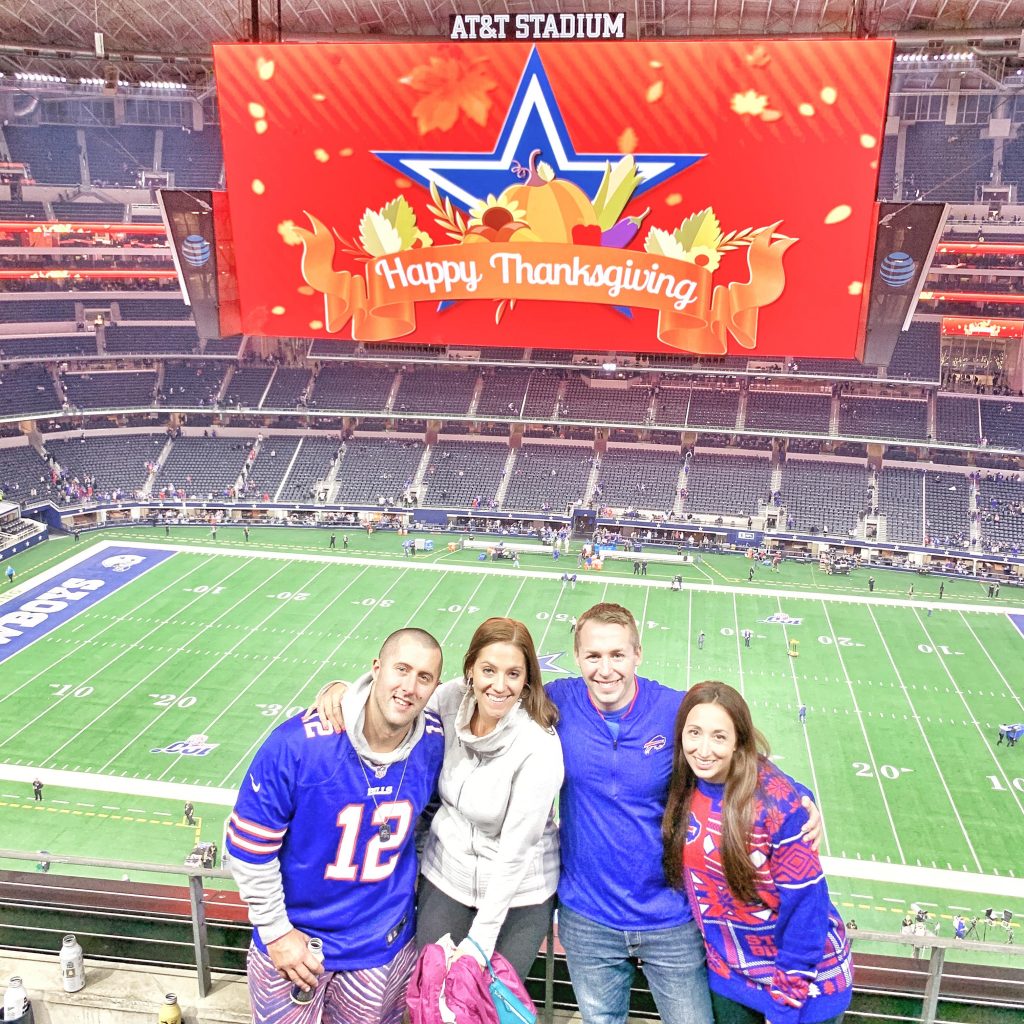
[662,682,853,1024]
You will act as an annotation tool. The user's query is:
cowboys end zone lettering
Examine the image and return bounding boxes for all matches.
[0,546,176,662]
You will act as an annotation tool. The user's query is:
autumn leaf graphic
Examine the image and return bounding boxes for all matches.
[400,54,497,135]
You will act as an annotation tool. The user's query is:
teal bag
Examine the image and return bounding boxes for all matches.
[466,938,537,1024]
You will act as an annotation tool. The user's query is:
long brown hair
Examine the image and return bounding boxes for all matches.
[463,617,559,729]
[661,681,769,903]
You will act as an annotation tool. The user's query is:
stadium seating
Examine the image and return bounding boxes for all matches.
[594,446,682,513]
[85,127,156,186]
[0,364,60,417]
[62,370,157,410]
[334,437,425,504]
[160,362,226,407]
[791,358,876,379]
[745,391,832,435]
[877,467,925,545]
[223,366,274,408]
[503,443,593,512]
[392,367,478,415]
[279,436,340,501]
[885,323,941,382]
[104,325,201,356]
[560,378,654,424]
[903,124,991,203]
[683,453,771,518]
[0,335,98,360]
[263,368,313,409]
[51,201,125,224]
[655,384,740,428]
[779,460,869,535]
[837,397,929,441]
[0,200,47,220]
[421,440,507,506]
[979,399,1024,450]
[936,396,981,445]
[923,471,971,548]
[3,125,82,184]
[44,433,164,498]
[309,365,396,412]
[978,475,1024,550]
[241,437,303,499]
[0,443,51,503]
[475,368,532,417]
[204,336,244,356]
[160,127,224,187]
[157,436,250,499]
[0,299,77,324]
[117,299,194,321]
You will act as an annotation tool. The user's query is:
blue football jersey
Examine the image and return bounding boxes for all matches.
[227,711,444,970]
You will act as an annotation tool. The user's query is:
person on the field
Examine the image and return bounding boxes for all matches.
[317,618,563,982]
[228,629,445,1024]
[663,681,852,1024]
[5,565,14,584]
[998,723,1009,745]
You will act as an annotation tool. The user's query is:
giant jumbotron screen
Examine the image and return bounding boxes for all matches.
[213,38,893,359]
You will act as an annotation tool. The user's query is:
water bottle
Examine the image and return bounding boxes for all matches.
[290,937,324,1005]
[157,993,181,1024]
[3,977,28,1022]
[60,934,85,993]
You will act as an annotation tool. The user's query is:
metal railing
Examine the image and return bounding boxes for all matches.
[1,848,1022,1023]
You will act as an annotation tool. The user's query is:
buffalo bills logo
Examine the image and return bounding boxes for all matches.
[644,734,666,756]
[686,812,701,844]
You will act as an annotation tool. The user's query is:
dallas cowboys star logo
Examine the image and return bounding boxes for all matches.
[374,47,703,212]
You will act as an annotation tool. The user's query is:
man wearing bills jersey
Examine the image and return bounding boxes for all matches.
[227,628,445,1024]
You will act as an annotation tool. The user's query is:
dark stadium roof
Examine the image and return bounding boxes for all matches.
[1,0,1024,84]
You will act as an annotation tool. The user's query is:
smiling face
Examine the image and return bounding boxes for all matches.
[575,619,641,712]
[468,641,527,733]
[365,635,442,748]
[682,701,737,784]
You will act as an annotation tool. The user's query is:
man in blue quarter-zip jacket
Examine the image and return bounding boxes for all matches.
[547,602,821,1024]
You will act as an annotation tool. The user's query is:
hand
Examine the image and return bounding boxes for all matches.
[800,795,822,853]
[452,936,488,969]
[267,928,324,991]
[311,681,349,733]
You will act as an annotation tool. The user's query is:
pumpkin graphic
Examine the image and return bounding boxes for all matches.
[499,149,598,244]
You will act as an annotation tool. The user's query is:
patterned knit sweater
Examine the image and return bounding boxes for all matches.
[683,761,853,1024]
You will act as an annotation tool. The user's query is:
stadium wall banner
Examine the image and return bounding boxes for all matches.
[213,39,893,358]
[941,316,1024,340]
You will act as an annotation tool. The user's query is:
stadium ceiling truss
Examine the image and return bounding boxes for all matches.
[0,0,1023,84]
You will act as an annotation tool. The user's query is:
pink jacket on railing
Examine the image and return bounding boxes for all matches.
[407,942,536,1024]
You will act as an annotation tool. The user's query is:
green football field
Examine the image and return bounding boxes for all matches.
[1,527,1022,965]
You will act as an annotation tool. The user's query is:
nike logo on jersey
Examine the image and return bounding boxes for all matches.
[250,774,261,793]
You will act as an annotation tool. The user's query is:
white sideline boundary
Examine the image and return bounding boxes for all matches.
[32,538,1023,617]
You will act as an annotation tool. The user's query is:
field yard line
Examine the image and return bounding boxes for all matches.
[97,560,338,774]
[0,555,256,745]
[821,603,905,864]
[865,606,983,872]
[731,594,745,697]
[636,588,650,644]
[956,612,1024,716]
[775,597,830,855]
[93,541,1024,615]
[0,550,217,708]
[437,576,489,647]
[155,562,369,780]
[21,558,292,762]
[912,609,1024,818]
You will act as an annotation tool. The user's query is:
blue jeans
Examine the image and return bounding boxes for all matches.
[558,905,713,1024]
